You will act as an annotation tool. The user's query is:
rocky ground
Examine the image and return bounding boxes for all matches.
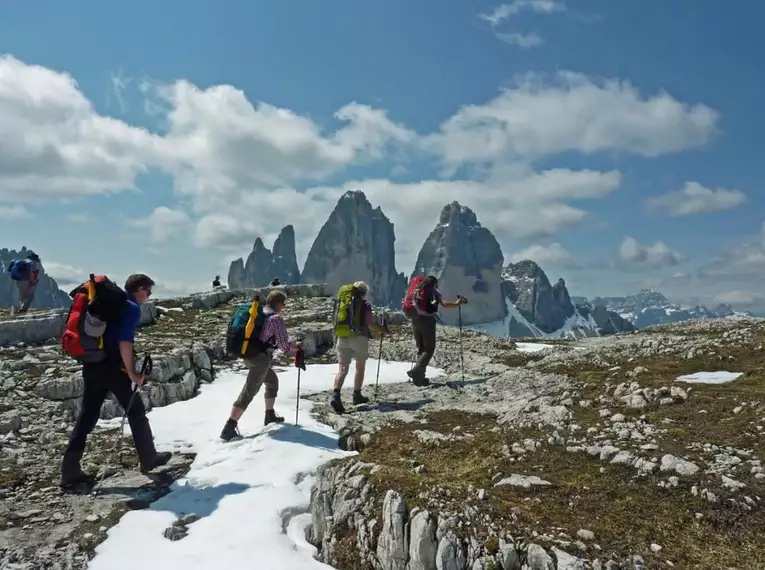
[305,315,765,569]
[0,284,337,569]
[3,286,763,569]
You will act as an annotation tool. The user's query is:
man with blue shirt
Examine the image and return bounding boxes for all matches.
[60,273,172,488]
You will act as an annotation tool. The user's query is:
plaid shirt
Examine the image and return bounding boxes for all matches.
[260,312,293,355]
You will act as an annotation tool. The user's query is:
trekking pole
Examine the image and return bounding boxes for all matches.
[94,354,152,497]
[457,299,465,387]
[294,348,305,426]
[374,316,387,399]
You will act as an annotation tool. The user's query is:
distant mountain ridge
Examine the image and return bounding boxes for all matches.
[586,289,741,328]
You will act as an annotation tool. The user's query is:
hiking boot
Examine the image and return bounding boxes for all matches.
[330,394,345,414]
[407,369,430,387]
[352,391,369,405]
[264,409,285,426]
[60,467,95,488]
[220,419,241,441]
[140,451,172,473]
[60,450,94,488]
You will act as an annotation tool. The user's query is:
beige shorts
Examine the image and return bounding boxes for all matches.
[336,335,369,365]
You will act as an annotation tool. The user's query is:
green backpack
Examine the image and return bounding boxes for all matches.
[333,284,365,338]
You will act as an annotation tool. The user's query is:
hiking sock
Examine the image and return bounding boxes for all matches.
[352,390,369,405]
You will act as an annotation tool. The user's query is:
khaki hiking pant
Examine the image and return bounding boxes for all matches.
[411,314,437,375]
[233,352,279,410]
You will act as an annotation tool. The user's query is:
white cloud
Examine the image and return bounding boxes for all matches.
[496,32,544,48]
[646,181,746,216]
[0,54,725,282]
[699,222,765,278]
[714,290,763,306]
[480,1,566,27]
[128,206,191,243]
[0,54,164,202]
[425,72,718,174]
[0,205,29,219]
[617,236,683,268]
[506,242,575,266]
[480,1,565,48]
[44,261,84,285]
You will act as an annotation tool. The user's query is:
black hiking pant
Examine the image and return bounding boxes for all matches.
[63,357,157,473]
[411,314,437,376]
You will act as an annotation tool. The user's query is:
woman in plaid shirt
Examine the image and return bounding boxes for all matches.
[220,290,302,441]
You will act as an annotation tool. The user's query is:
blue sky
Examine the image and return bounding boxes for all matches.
[0,0,762,311]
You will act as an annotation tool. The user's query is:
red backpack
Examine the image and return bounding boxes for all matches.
[61,275,127,363]
[401,276,436,316]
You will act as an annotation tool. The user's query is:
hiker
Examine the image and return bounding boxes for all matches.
[269,277,281,287]
[212,275,221,287]
[220,289,303,441]
[402,275,466,386]
[330,281,389,414]
[8,252,41,315]
[60,274,172,488]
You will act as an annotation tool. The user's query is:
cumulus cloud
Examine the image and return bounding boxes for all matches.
[699,222,765,279]
[506,242,576,266]
[617,236,683,268]
[0,55,163,202]
[714,290,763,306]
[425,72,717,175]
[646,181,746,216]
[44,261,84,285]
[127,206,191,243]
[0,54,724,274]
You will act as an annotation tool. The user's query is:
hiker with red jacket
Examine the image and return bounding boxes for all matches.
[402,275,465,386]
[8,252,41,315]
[60,273,172,488]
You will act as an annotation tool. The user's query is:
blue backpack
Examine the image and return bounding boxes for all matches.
[8,259,31,281]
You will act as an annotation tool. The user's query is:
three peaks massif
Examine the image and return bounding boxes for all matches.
[226,190,735,337]
[0,191,737,338]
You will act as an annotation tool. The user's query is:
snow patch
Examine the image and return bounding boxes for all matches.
[515,342,554,353]
[90,360,443,569]
[676,371,743,385]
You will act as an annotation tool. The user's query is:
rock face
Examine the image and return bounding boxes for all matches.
[301,190,406,307]
[0,247,71,310]
[227,225,301,288]
[502,261,576,334]
[411,202,505,326]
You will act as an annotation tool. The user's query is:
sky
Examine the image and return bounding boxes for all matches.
[0,0,762,312]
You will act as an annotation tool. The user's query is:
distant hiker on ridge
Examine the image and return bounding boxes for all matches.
[269,277,281,287]
[60,273,172,488]
[220,289,303,441]
[212,275,221,288]
[8,252,41,315]
[330,281,389,414]
[401,275,465,386]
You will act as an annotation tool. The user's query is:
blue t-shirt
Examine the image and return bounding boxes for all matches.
[104,296,141,349]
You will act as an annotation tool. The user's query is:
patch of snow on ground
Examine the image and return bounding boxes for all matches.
[676,371,743,384]
[90,359,443,569]
[515,342,554,353]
